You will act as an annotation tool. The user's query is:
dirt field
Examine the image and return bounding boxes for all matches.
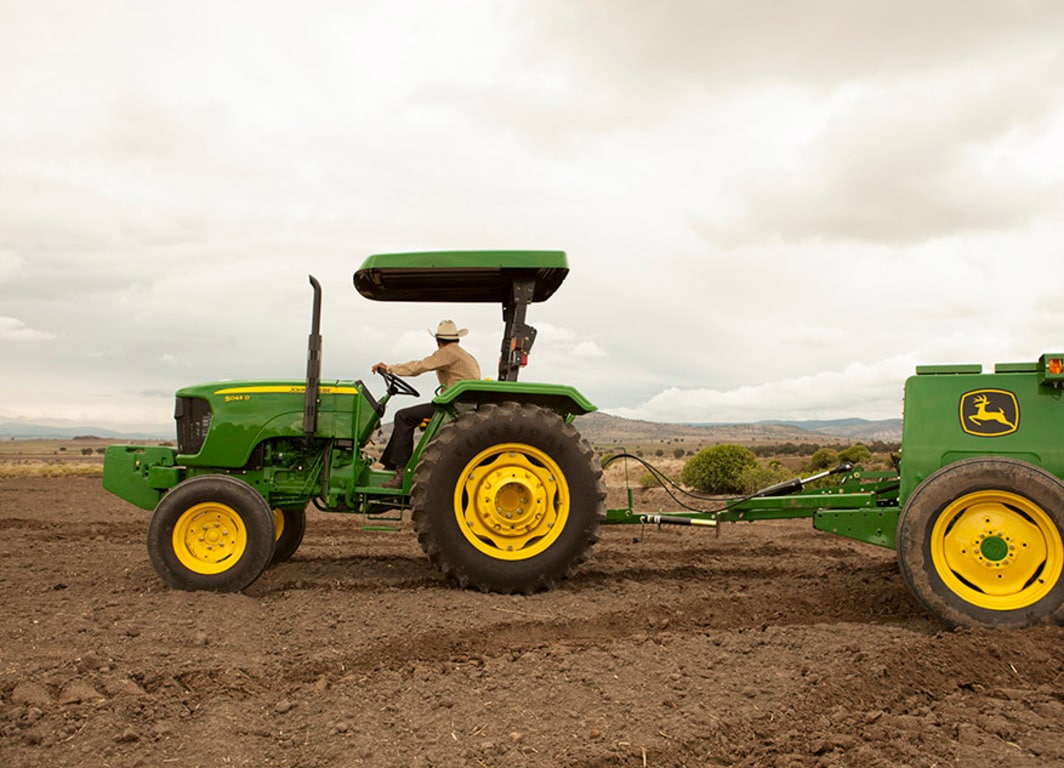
[2,476,1063,768]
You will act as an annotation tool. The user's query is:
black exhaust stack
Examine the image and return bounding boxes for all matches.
[303,275,323,444]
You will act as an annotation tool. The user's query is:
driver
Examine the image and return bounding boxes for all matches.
[372,319,482,488]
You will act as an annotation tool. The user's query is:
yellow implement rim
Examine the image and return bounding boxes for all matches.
[453,442,569,561]
[172,501,249,574]
[931,489,1063,611]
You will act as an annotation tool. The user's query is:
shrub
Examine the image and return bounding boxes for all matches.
[838,444,872,465]
[807,447,838,471]
[681,444,757,494]
[739,460,793,495]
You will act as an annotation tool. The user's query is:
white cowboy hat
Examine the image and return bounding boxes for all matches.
[431,319,468,340]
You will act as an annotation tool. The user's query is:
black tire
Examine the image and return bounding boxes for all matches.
[270,505,307,565]
[147,475,276,592]
[897,457,1064,628]
[410,402,605,593]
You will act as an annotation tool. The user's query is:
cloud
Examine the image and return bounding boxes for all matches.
[0,316,55,341]
[699,66,1064,245]
[525,1,1064,92]
[507,3,1064,247]
[607,356,915,423]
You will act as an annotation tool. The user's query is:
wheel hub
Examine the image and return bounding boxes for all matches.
[978,534,1009,563]
[172,502,248,574]
[455,444,569,560]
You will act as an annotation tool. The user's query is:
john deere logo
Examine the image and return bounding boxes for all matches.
[960,389,1019,437]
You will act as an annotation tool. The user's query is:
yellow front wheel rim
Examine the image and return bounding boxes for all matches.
[454,442,569,561]
[172,502,249,574]
[932,490,1063,610]
[272,508,285,542]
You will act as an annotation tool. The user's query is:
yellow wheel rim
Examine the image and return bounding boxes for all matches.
[453,442,569,561]
[931,490,1063,610]
[172,501,249,574]
[272,508,284,542]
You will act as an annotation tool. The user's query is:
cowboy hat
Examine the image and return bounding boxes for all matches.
[431,319,468,340]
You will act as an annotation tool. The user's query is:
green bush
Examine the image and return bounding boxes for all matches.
[739,461,793,495]
[838,444,872,465]
[807,447,839,471]
[681,444,757,494]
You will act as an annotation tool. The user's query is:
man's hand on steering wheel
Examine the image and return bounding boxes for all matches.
[373,365,420,397]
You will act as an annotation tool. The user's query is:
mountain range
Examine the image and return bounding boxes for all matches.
[0,423,172,441]
[573,412,901,446]
[0,414,902,444]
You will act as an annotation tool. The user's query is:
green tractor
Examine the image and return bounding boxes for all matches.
[103,250,1064,630]
[104,251,605,595]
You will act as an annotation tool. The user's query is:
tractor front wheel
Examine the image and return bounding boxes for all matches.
[147,475,276,592]
[897,457,1064,628]
[411,402,605,593]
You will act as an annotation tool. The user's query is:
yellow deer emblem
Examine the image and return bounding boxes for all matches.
[968,394,1016,430]
[960,390,1019,436]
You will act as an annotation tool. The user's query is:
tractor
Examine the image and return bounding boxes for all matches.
[102,250,1064,630]
[104,251,605,596]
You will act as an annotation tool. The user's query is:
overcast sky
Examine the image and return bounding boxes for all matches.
[3,1,1064,432]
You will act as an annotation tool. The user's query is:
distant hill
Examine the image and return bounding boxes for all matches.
[0,423,171,441]
[758,418,903,442]
[575,412,901,446]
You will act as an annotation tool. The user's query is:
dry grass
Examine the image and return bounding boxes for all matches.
[0,462,103,478]
[0,438,111,478]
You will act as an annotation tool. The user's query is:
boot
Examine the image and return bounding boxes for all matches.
[382,465,406,489]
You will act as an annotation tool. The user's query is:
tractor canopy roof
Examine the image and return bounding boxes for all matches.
[354,250,568,303]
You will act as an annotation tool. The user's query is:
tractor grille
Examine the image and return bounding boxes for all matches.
[175,396,211,455]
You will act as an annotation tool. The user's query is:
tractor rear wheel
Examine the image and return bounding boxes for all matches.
[147,475,276,592]
[270,505,307,565]
[897,457,1064,628]
[411,402,605,593]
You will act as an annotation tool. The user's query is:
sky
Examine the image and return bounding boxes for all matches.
[3,1,1064,433]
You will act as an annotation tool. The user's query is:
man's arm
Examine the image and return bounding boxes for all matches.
[375,347,455,378]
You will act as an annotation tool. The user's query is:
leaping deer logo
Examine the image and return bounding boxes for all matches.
[960,390,1019,436]
[969,394,1016,429]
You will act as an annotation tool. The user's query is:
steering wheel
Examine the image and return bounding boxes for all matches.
[377,369,420,398]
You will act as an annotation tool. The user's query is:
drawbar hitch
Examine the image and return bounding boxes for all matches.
[641,462,856,529]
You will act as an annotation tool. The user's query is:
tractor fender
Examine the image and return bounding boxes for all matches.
[432,379,596,421]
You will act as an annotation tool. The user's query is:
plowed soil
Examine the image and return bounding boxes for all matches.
[2,476,1063,767]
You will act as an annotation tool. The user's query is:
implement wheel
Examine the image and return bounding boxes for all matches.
[271,505,307,565]
[411,402,605,593]
[147,475,276,592]
[898,457,1064,628]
